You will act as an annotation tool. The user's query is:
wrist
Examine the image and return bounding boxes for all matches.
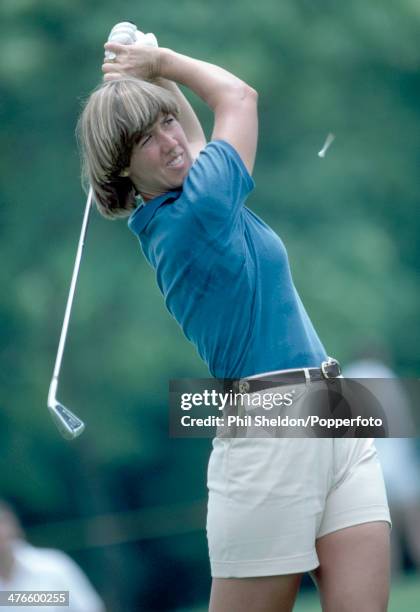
[157,48,176,79]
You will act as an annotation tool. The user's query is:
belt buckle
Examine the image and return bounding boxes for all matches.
[321,357,341,379]
[238,380,250,393]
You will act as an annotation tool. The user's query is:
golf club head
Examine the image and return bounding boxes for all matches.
[48,401,85,440]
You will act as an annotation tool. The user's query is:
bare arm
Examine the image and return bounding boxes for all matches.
[103,44,258,174]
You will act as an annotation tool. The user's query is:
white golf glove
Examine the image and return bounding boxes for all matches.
[105,22,158,61]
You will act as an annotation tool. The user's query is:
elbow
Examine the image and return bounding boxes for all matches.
[212,81,258,112]
[238,83,258,104]
[244,84,258,101]
[226,82,258,109]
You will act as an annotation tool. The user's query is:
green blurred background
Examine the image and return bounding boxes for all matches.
[1,0,419,610]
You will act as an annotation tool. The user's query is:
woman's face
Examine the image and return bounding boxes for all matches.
[128,113,193,201]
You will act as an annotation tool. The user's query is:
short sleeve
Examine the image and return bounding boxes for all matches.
[180,140,255,234]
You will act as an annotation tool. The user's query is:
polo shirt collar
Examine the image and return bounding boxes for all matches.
[128,189,181,235]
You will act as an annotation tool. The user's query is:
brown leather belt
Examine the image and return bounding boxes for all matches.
[230,357,342,394]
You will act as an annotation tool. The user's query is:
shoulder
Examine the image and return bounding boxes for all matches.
[181,139,255,205]
[190,140,254,182]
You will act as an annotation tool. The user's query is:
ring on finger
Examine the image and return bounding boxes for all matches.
[104,51,117,62]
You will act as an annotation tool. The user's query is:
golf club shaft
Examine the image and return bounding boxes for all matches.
[51,187,93,383]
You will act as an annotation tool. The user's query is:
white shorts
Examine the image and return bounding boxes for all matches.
[206,402,391,577]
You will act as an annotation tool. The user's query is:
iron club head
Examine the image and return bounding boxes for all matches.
[48,378,85,439]
[48,402,85,440]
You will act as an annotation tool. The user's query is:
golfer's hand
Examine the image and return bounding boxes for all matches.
[102,42,161,81]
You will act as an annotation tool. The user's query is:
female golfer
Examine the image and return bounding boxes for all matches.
[78,39,391,611]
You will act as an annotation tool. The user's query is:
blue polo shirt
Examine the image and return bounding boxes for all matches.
[128,140,327,378]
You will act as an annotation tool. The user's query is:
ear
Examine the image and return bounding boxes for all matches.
[119,168,130,177]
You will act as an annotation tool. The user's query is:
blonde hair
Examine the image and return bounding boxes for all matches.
[77,78,179,219]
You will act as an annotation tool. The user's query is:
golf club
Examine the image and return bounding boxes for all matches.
[47,188,92,439]
[48,22,158,439]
